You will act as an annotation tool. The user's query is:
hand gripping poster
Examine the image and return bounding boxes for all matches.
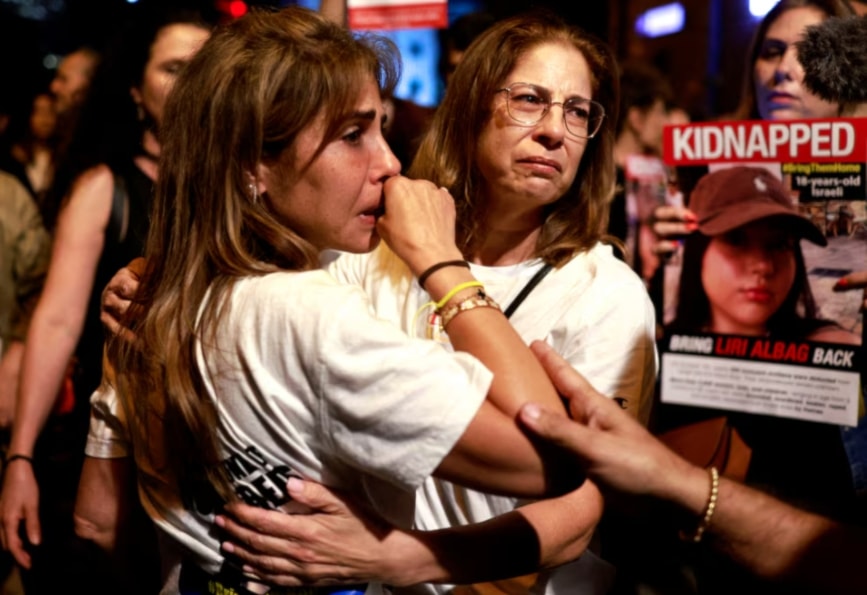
[659,118,866,428]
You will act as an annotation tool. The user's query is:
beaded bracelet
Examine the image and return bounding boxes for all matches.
[680,466,719,543]
[438,293,501,331]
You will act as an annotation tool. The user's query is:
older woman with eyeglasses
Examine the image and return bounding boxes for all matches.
[192,10,656,595]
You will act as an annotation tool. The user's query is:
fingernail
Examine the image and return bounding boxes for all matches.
[522,403,541,420]
[685,222,699,232]
[287,476,303,493]
[834,278,849,290]
[222,541,235,554]
[215,515,225,527]
[684,211,698,222]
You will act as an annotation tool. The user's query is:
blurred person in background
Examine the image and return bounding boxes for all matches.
[733,0,851,121]
[9,92,59,205]
[48,47,100,123]
[0,5,212,593]
[437,10,496,88]
[607,61,675,295]
[37,46,101,230]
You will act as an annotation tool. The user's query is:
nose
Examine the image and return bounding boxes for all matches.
[375,134,401,180]
[532,103,567,146]
[773,46,800,84]
[748,247,776,276]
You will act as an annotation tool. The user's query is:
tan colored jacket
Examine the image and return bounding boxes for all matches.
[0,170,51,351]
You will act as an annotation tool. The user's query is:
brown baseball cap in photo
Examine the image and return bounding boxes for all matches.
[689,166,827,246]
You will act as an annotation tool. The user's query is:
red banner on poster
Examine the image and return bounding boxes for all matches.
[663,118,867,165]
[348,0,448,30]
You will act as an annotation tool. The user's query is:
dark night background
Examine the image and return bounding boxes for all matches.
[0,0,769,130]
[0,0,609,121]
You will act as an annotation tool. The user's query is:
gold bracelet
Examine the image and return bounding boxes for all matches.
[681,466,719,543]
[438,293,501,331]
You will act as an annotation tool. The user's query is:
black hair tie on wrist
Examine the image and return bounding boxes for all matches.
[5,454,33,466]
[418,260,470,288]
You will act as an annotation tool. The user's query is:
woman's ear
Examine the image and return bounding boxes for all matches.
[247,163,270,198]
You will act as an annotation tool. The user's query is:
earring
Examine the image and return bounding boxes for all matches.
[247,183,258,204]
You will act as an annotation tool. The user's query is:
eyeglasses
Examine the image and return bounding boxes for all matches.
[497,83,605,140]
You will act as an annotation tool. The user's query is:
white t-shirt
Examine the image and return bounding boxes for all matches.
[326,243,658,595]
[87,269,494,595]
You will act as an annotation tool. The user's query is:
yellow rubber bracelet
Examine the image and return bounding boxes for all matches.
[435,280,484,310]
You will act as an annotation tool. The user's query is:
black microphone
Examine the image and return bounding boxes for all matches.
[797,15,867,105]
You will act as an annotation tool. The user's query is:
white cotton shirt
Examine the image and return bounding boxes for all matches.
[326,243,658,595]
[87,269,494,595]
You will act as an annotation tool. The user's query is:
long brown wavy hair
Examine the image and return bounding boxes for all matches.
[408,9,620,266]
[109,6,399,502]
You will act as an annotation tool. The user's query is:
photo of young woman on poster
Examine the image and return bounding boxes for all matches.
[667,166,860,345]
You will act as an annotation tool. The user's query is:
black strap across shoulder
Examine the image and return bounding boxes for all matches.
[503,263,553,319]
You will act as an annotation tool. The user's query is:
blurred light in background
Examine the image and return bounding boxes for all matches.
[635,2,685,38]
[749,0,778,17]
[216,0,248,18]
[0,0,59,20]
[42,53,59,69]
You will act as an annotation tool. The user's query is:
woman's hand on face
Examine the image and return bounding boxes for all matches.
[217,478,400,588]
[650,205,698,257]
[377,176,463,277]
[100,257,146,342]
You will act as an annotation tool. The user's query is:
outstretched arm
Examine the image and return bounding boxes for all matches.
[520,341,867,595]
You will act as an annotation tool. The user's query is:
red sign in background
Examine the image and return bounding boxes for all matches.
[348,1,447,30]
